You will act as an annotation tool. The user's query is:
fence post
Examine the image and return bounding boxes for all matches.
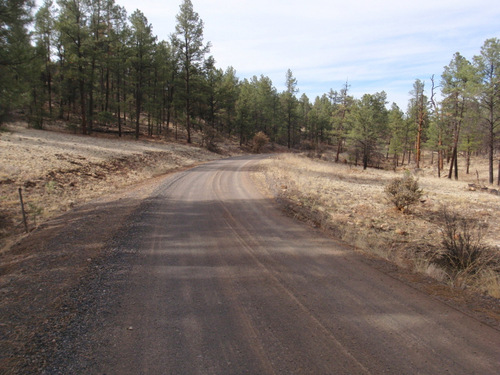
[18,188,28,233]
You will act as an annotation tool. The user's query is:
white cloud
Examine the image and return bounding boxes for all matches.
[116,0,500,107]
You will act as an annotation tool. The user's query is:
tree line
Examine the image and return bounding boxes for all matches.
[1,0,499,183]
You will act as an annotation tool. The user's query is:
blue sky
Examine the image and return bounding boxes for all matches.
[117,0,499,109]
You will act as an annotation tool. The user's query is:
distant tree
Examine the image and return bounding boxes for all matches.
[282,69,299,148]
[298,93,312,144]
[33,0,56,119]
[254,75,277,137]
[408,79,428,168]
[0,0,34,123]
[151,40,176,136]
[128,9,156,139]
[57,0,91,134]
[441,52,477,180]
[216,66,240,136]
[87,0,123,132]
[387,103,408,167]
[309,94,331,149]
[427,75,447,177]
[473,38,500,184]
[108,5,130,137]
[235,78,253,145]
[348,92,389,169]
[330,81,353,162]
[172,0,210,143]
[459,101,482,174]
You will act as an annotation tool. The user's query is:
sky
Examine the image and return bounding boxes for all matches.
[116,0,499,109]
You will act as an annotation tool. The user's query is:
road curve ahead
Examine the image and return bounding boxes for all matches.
[90,155,499,374]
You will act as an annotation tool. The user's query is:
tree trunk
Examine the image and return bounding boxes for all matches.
[448,146,457,180]
[46,54,52,117]
[186,66,191,143]
[88,57,96,133]
[416,104,424,168]
[78,75,87,135]
[489,120,494,184]
[497,159,500,186]
[466,148,471,174]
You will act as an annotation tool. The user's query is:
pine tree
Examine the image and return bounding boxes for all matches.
[128,9,156,139]
[0,0,34,123]
[33,0,56,120]
[348,92,389,169]
[473,38,500,184]
[57,0,91,134]
[441,52,477,180]
[172,0,210,143]
[408,79,428,168]
[282,69,298,149]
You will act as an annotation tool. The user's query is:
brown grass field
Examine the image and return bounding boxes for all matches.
[254,152,500,298]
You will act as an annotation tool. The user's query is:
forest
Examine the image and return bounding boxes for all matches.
[1,0,499,184]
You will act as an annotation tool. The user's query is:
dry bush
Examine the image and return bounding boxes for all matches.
[385,172,423,212]
[252,131,270,153]
[201,125,221,153]
[436,208,492,274]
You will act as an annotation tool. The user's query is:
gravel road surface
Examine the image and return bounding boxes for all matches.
[42,155,500,374]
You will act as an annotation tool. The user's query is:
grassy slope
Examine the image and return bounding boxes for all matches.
[0,123,230,251]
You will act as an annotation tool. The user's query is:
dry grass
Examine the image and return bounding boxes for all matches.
[255,153,500,297]
[0,122,228,251]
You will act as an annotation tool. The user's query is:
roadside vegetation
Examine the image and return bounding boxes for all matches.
[256,153,500,298]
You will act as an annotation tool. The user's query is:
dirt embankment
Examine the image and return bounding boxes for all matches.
[0,123,231,250]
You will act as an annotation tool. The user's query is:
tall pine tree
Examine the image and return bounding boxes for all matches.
[171,0,210,143]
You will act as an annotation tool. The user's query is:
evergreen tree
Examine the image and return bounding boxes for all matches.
[348,92,389,169]
[330,82,353,162]
[57,0,91,134]
[108,4,129,136]
[128,9,156,139]
[387,103,407,167]
[310,94,331,148]
[282,69,298,149]
[235,78,253,146]
[33,0,56,120]
[298,93,312,145]
[441,52,477,179]
[0,0,34,123]
[172,0,210,143]
[217,66,240,136]
[473,38,500,184]
[408,79,428,167]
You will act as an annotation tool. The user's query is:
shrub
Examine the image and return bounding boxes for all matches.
[252,131,270,153]
[201,125,220,153]
[438,208,490,273]
[384,172,423,212]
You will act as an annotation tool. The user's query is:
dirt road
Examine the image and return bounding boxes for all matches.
[18,156,500,373]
